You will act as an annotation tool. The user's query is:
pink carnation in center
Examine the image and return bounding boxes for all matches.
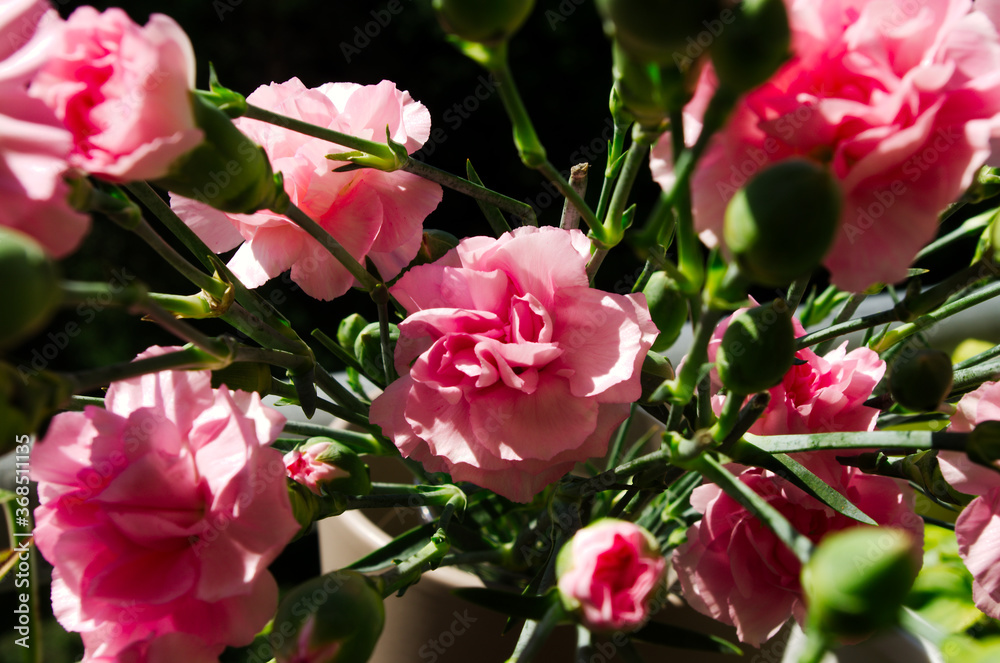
[370,226,658,502]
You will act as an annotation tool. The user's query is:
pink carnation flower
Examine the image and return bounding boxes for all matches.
[0,0,89,257]
[29,6,203,181]
[83,631,221,663]
[673,452,921,645]
[651,0,1000,291]
[939,380,1000,618]
[708,307,885,434]
[31,347,300,657]
[557,520,666,632]
[369,226,658,502]
[171,77,442,301]
[284,441,345,495]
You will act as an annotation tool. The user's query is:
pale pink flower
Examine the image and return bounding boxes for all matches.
[651,0,1000,292]
[708,307,885,434]
[284,441,344,495]
[30,347,299,656]
[673,452,921,645]
[29,6,203,181]
[0,0,89,257]
[170,77,442,301]
[939,380,1000,618]
[557,520,666,632]
[369,226,658,502]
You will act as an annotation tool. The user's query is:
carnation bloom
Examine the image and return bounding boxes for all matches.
[673,452,921,645]
[83,631,221,663]
[31,347,299,658]
[939,380,1000,619]
[556,519,666,632]
[284,441,345,495]
[170,77,442,301]
[651,0,1000,291]
[708,307,885,434]
[0,0,89,257]
[369,226,658,502]
[29,6,203,181]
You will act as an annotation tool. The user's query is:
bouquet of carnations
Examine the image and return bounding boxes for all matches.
[6,0,1000,661]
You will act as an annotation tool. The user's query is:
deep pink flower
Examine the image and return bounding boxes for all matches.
[939,380,1000,618]
[673,452,921,645]
[369,226,658,502]
[556,520,666,632]
[170,77,442,301]
[708,307,885,434]
[31,347,299,656]
[82,631,221,663]
[284,441,344,495]
[0,0,89,257]
[29,6,203,181]
[651,0,1000,291]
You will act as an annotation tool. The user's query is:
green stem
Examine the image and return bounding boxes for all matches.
[796,307,900,349]
[813,293,866,356]
[650,307,725,405]
[560,163,590,231]
[669,109,704,292]
[67,345,228,393]
[601,138,650,246]
[871,278,1000,353]
[786,277,810,313]
[128,217,228,299]
[737,429,970,455]
[595,120,629,223]
[313,365,369,416]
[405,158,536,225]
[954,342,1000,371]
[281,201,380,292]
[375,528,450,598]
[951,358,1000,393]
[374,285,397,386]
[536,160,605,241]
[270,379,375,433]
[505,603,565,663]
[244,103,395,162]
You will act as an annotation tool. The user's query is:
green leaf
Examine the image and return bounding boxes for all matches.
[466,160,512,237]
[631,621,742,654]
[451,587,557,621]
[347,521,439,573]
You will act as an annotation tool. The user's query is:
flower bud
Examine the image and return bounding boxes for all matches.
[716,300,795,395]
[210,362,272,395]
[272,570,385,663]
[354,322,400,381]
[612,42,699,130]
[432,0,535,44]
[967,420,1000,471]
[802,527,918,639]
[0,364,72,451]
[0,228,62,349]
[596,0,726,66]
[414,229,461,266]
[724,158,841,287]
[640,351,675,405]
[710,0,791,93]
[337,314,370,351]
[643,271,689,352]
[556,519,666,632]
[153,94,284,214]
[285,439,371,497]
[888,349,953,412]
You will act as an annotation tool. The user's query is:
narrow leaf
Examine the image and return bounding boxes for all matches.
[467,160,512,236]
[452,587,557,621]
[631,621,742,654]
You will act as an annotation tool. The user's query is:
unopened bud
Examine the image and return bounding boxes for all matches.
[642,271,688,352]
[272,570,385,663]
[889,349,953,412]
[967,421,1000,471]
[710,0,791,93]
[612,42,699,130]
[285,438,371,497]
[0,364,72,451]
[354,322,399,381]
[716,301,795,395]
[724,158,841,287]
[432,0,535,45]
[414,230,460,266]
[597,0,726,66]
[337,314,370,351]
[0,228,61,349]
[802,527,918,639]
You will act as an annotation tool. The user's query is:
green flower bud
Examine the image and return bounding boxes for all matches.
[612,42,700,130]
[802,527,918,640]
[413,229,460,266]
[272,570,385,663]
[967,421,1000,471]
[724,158,841,287]
[716,300,795,395]
[710,0,791,94]
[354,322,399,381]
[639,351,674,405]
[153,94,284,214]
[210,362,272,395]
[337,314,370,351]
[643,271,689,352]
[310,438,373,496]
[888,349,953,412]
[596,0,726,66]
[0,228,62,349]
[432,0,535,45]
[0,364,72,451]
